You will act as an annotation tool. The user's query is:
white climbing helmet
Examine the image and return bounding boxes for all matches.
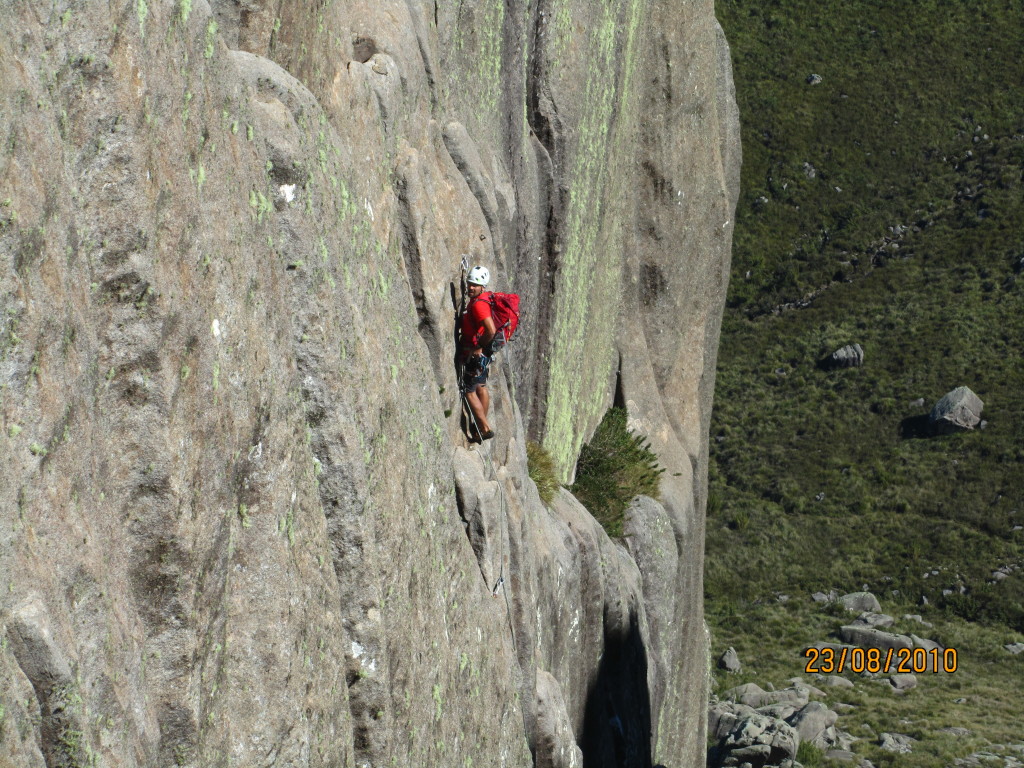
[467,265,490,287]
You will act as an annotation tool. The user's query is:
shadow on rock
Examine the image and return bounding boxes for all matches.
[580,607,652,768]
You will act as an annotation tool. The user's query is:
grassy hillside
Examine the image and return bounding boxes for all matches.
[707,1,1023,764]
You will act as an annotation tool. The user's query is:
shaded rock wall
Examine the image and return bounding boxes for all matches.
[1,1,738,767]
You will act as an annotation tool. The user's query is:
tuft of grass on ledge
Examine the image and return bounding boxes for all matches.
[527,441,560,505]
[570,407,663,538]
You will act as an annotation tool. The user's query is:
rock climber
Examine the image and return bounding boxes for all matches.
[460,265,497,440]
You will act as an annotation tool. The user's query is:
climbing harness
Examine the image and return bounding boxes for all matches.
[457,256,484,439]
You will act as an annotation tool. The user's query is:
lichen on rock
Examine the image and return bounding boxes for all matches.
[0,1,738,767]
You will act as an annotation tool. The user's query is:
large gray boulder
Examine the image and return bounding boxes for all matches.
[819,675,855,689]
[839,625,914,651]
[723,683,810,709]
[879,733,916,753]
[825,343,865,369]
[910,635,943,652]
[929,386,984,433]
[718,647,742,672]
[716,712,799,768]
[709,700,757,742]
[786,702,839,748]
[840,592,882,613]
[889,674,917,693]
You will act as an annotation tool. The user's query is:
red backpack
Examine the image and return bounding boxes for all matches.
[477,291,521,347]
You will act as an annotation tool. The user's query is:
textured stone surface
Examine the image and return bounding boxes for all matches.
[839,625,914,651]
[718,646,742,672]
[825,343,864,369]
[840,591,882,613]
[879,732,916,753]
[786,701,839,749]
[723,683,810,709]
[0,2,738,767]
[929,386,984,433]
[715,711,799,768]
[852,611,894,628]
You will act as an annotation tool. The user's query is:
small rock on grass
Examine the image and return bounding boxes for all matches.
[826,750,857,762]
[879,732,916,753]
[937,727,971,737]
[820,675,855,689]
[889,673,917,692]
[719,646,742,672]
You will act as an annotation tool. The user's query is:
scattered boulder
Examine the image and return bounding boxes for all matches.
[825,749,857,762]
[910,635,942,652]
[834,729,858,750]
[806,73,823,85]
[950,744,1024,768]
[938,727,972,737]
[910,397,926,408]
[822,343,864,369]
[758,704,800,722]
[929,386,984,434]
[819,675,855,689]
[852,612,894,628]
[840,592,881,613]
[1004,642,1024,655]
[889,674,917,693]
[723,683,809,709]
[786,678,826,697]
[786,701,839,749]
[839,625,913,651]
[902,614,932,627]
[708,700,756,741]
[879,733,916,753]
[715,711,799,768]
[719,647,742,672]
[812,590,838,604]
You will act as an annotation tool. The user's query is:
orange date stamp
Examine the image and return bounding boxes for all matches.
[803,646,958,674]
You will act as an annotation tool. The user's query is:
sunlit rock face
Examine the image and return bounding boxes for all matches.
[0,1,738,767]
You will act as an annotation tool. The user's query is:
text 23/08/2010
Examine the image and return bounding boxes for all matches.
[803,646,958,674]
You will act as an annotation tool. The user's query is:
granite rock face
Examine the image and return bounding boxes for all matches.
[0,2,738,767]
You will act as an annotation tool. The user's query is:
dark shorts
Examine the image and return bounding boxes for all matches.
[462,354,490,393]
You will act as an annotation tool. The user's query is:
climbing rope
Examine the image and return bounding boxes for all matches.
[485,453,517,653]
[455,255,516,649]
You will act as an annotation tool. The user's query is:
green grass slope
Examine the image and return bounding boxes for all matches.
[707,1,1023,764]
